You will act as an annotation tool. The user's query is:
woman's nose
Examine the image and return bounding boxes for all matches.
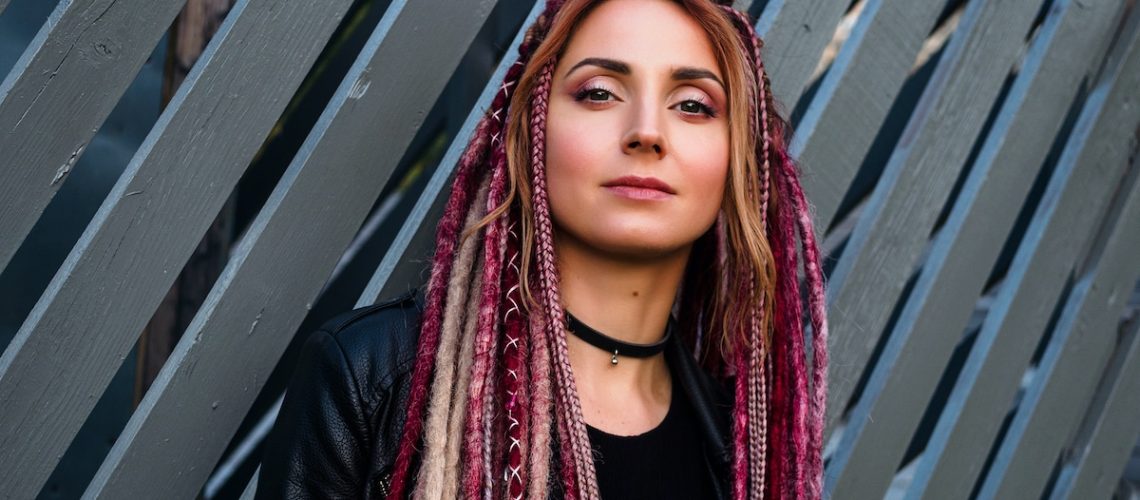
[621,106,667,159]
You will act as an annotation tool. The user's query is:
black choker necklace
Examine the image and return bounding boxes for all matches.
[565,311,672,365]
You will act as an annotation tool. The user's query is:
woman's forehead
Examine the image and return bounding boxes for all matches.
[559,0,721,78]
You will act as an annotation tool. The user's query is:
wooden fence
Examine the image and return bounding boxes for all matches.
[1,0,1138,498]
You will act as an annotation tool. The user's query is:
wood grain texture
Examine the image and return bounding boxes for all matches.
[754,0,850,110]
[0,0,353,496]
[823,0,1048,437]
[824,1,1127,498]
[0,0,186,272]
[135,0,237,410]
[357,3,545,307]
[903,15,1140,497]
[978,160,1140,500]
[792,0,947,231]
[81,0,501,497]
[1049,317,1140,500]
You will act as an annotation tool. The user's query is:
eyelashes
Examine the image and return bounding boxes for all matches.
[571,84,719,118]
[677,95,718,118]
[572,85,617,103]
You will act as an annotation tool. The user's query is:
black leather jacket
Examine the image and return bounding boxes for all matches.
[257,290,734,499]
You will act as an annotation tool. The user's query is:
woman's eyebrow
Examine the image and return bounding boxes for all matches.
[565,57,630,77]
[565,57,724,89]
[672,67,724,89]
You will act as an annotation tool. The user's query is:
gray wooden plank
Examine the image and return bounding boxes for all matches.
[791,0,949,232]
[81,1,502,497]
[977,163,1140,499]
[1049,317,1140,500]
[240,472,257,500]
[754,0,850,110]
[902,17,1140,497]
[0,0,354,496]
[822,0,1048,435]
[357,3,544,307]
[823,1,1126,497]
[0,0,186,272]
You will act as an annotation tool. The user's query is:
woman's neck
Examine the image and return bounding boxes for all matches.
[554,229,690,402]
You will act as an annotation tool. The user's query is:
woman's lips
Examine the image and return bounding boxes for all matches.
[601,176,676,201]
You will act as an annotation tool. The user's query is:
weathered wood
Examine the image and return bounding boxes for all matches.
[903,17,1140,497]
[753,0,850,110]
[823,0,1048,435]
[0,0,187,272]
[161,0,237,103]
[1049,317,1140,500]
[136,0,237,408]
[358,2,545,307]
[791,0,948,231]
[977,163,1140,499]
[823,1,1126,497]
[82,0,501,497]
[0,0,354,496]
[240,472,257,500]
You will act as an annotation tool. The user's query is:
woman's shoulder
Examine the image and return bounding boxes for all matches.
[258,290,425,498]
[310,288,425,396]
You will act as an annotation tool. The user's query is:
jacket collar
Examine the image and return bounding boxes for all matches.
[664,326,733,498]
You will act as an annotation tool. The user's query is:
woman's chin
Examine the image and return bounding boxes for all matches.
[553,217,713,262]
[582,232,698,262]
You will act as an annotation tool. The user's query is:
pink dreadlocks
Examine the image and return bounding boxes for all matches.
[385,1,829,498]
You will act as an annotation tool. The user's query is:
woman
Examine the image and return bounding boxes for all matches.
[257,0,828,498]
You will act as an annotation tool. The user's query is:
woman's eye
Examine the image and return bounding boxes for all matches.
[677,99,716,117]
[587,89,612,101]
[574,87,614,102]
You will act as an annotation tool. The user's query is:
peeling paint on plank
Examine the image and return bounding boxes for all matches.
[247,308,264,336]
[51,143,86,185]
[348,77,370,100]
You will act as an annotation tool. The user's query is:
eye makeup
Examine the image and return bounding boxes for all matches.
[571,80,719,119]
[573,82,619,103]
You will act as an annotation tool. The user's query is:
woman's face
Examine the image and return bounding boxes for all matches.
[545,0,730,260]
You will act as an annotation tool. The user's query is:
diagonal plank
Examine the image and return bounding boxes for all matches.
[1048,317,1140,500]
[753,0,851,110]
[81,0,502,498]
[0,0,186,272]
[823,1,1127,497]
[903,17,1140,497]
[239,472,257,500]
[792,0,949,231]
[977,161,1140,499]
[823,0,1048,434]
[357,3,544,307]
[0,0,354,496]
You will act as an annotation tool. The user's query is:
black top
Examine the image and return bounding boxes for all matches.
[586,384,717,499]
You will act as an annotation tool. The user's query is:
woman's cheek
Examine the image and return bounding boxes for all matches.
[678,133,729,205]
[545,120,599,233]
